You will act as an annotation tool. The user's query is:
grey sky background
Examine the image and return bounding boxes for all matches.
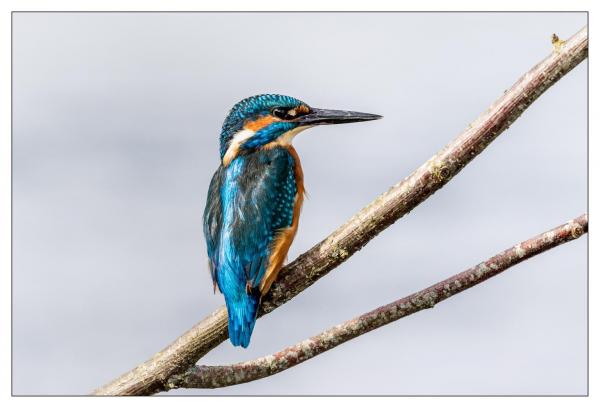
[13,12,587,395]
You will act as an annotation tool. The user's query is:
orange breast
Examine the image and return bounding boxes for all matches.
[258,146,305,296]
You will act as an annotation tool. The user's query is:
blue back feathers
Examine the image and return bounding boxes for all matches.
[219,94,306,158]
[203,146,299,347]
[207,94,380,347]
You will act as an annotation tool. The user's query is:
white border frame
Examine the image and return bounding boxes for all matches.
[1,2,595,407]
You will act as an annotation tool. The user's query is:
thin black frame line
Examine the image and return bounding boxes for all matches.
[9,10,590,13]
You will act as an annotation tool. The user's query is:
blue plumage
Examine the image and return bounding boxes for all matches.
[219,94,304,158]
[242,122,296,149]
[203,94,381,347]
[204,147,298,347]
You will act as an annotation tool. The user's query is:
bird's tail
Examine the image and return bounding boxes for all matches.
[225,291,260,348]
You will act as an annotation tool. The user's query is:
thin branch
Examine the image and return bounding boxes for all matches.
[170,214,588,389]
[93,26,588,396]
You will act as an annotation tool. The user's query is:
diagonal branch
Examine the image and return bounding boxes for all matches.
[169,214,588,389]
[93,26,588,396]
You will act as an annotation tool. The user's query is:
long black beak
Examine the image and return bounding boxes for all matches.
[294,108,382,126]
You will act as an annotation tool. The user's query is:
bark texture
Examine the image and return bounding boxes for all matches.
[93,26,588,396]
[170,214,588,389]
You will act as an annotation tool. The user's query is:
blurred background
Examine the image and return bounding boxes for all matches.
[12,12,587,395]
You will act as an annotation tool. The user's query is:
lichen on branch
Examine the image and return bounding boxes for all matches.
[93,25,588,396]
[168,214,588,389]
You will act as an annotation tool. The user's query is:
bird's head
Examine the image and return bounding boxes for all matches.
[219,94,382,166]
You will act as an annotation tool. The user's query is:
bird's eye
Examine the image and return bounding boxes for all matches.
[272,108,289,120]
[271,106,309,120]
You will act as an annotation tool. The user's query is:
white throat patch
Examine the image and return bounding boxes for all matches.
[274,125,313,146]
[222,125,313,166]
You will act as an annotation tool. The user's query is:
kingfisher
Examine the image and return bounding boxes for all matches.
[203,94,381,347]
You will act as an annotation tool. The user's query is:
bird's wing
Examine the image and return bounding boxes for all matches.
[203,165,225,290]
[231,147,300,292]
[204,147,300,295]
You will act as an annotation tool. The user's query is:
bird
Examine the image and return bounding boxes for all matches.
[203,94,381,347]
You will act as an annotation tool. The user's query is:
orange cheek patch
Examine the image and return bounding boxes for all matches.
[297,105,310,114]
[244,115,277,132]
